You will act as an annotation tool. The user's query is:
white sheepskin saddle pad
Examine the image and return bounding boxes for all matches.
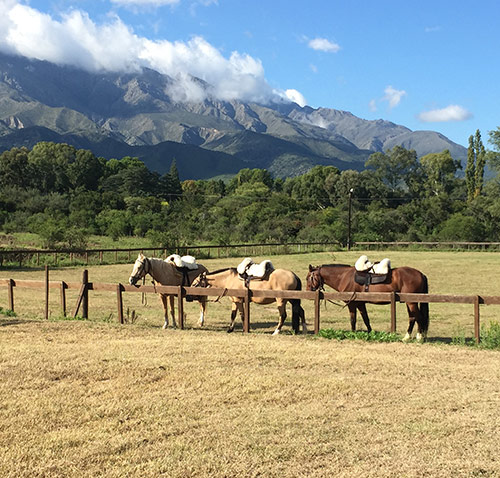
[355,255,391,274]
[237,257,274,279]
[165,254,198,270]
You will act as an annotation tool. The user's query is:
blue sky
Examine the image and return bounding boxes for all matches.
[1,0,499,148]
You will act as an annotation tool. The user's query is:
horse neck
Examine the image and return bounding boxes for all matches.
[206,269,235,286]
[148,258,172,282]
[321,265,351,291]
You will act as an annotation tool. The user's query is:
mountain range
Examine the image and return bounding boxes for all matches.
[0,52,467,180]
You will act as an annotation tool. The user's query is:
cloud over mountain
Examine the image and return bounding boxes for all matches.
[418,105,472,123]
[0,0,291,104]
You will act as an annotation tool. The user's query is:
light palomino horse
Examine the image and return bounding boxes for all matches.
[192,267,307,335]
[128,253,208,329]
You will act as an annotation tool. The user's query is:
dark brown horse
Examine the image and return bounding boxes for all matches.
[306,264,429,342]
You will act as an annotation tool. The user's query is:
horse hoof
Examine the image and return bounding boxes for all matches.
[227,328,234,333]
[416,333,425,343]
[402,333,411,343]
[162,324,168,330]
[272,329,281,336]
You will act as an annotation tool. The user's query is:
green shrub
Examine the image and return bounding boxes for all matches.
[480,321,500,349]
[318,329,400,343]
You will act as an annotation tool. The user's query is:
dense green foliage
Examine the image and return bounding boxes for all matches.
[1,132,500,249]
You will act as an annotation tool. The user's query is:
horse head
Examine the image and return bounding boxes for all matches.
[191,271,209,288]
[306,265,323,291]
[128,253,151,287]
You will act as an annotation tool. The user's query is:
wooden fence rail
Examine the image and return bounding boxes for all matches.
[4,241,500,268]
[1,268,497,343]
[0,242,340,268]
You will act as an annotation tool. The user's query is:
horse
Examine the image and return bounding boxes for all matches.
[128,253,208,329]
[192,267,307,335]
[306,263,429,342]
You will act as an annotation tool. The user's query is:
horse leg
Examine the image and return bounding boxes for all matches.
[227,302,240,333]
[169,295,177,329]
[272,300,287,336]
[403,303,419,342]
[159,294,169,329]
[347,303,357,331]
[357,303,372,333]
[299,304,307,334]
[198,297,206,327]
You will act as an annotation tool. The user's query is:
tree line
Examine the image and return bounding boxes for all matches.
[1,127,500,249]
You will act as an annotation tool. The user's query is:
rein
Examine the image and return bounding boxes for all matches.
[312,266,355,309]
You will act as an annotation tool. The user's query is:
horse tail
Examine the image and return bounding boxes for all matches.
[290,273,303,334]
[419,273,429,334]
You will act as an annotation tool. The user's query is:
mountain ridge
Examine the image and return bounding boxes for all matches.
[0,52,467,179]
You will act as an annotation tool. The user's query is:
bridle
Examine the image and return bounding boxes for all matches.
[308,267,325,292]
[193,271,228,302]
[130,257,152,285]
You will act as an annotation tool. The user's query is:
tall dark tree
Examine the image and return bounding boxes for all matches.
[465,134,476,201]
[466,130,486,200]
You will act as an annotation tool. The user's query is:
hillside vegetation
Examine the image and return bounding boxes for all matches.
[1,133,500,251]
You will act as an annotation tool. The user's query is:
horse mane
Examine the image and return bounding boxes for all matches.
[206,267,236,275]
[321,263,352,268]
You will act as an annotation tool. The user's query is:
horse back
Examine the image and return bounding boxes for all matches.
[390,266,427,293]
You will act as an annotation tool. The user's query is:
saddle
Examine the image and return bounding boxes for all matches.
[166,254,199,301]
[237,258,274,286]
[354,255,391,291]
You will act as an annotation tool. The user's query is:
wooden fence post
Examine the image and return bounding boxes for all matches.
[82,270,89,319]
[8,279,14,312]
[474,296,480,344]
[60,281,67,317]
[44,265,49,320]
[390,291,397,333]
[177,286,184,329]
[314,289,321,334]
[117,284,124,324]
[243,288,250,333]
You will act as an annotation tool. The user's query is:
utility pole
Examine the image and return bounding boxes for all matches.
[347,188,353,251]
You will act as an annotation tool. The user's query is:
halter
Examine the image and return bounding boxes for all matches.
[130,257,152,284]
[308,267,325,292]
[192,271,228,302]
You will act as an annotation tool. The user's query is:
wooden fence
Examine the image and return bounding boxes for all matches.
[3,241,500,268]
[0,242,340,268]
[1,267,498,344]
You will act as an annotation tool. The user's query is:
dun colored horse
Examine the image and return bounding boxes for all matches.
[128,253,208,329]
[306,264,429,342]
[192,267,307,335]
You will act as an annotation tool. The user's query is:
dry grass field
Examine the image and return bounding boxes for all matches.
[1,251,500,477]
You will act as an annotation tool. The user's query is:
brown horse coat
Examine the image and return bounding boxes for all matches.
[306,264,429,341]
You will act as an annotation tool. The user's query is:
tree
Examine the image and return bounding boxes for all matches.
[465,130,486,200]
[160,159,183,201]
[486,126,500,176]
[365,146,420,192]
[0,147,31,189]
[420,150,461,196]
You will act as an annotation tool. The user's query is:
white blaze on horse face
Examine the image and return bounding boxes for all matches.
[129,257,144,285]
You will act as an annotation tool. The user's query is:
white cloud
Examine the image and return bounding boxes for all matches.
[110,0,179,5]
[368,99,377,112]
[382,85,406,108]
[418,105,472,122]
[284,89,307,107]
[0,1,290,104]
[308,37,340,53]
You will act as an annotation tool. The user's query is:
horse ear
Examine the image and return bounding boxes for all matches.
[308,264,314,272]
[138,253,143,260]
